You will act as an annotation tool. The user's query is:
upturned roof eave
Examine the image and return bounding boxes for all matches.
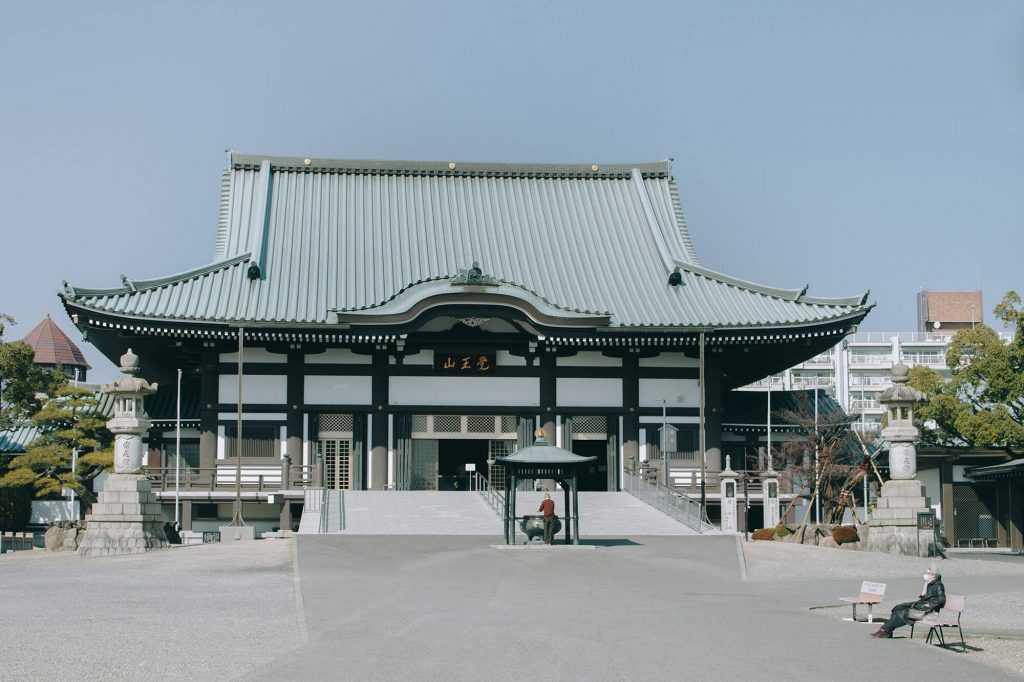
[227,151,672,178]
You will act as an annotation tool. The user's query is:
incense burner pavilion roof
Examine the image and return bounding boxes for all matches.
[63,153,871,332]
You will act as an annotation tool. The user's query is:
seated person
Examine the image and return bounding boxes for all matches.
[871,562,945,638]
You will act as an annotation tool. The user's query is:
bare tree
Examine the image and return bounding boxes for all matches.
[772,392,872,540]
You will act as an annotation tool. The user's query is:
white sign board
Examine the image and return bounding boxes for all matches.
[465,463,476,472]
[659,424,678,453]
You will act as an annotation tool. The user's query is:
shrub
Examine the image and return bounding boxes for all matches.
[774,524,792,538]
[832,525,860,545]
[751,528,774,541]
[0,484,32,531]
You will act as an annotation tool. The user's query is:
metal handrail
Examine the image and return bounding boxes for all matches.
[473,472,505,519]
[622,468,715,533]
[318,483,330,534]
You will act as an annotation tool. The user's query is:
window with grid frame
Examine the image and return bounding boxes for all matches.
[224,425,280,459]
[321,438,353,490]
[164,441,200,469]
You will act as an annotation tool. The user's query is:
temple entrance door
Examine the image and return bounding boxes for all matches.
[320,438,353,491]
[410,440,438,491]
[437,439,489,490]
[571,440,608,491]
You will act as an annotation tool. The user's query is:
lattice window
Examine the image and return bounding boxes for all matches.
[319,414,353,432]
[501,416,518,433]
[433,415,461,432]
[468,415,496,433]
[572,416,606,435]
[486,440,513,490]
[952,484,997,543]
[411,415,429,432]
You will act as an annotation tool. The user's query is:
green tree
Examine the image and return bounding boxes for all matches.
[0,313,66,431]
[0,385,113,502]
[910,291,1024,453]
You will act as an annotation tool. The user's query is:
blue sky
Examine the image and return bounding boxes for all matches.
[1,2,1021,381]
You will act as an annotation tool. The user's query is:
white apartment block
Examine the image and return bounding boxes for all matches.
[743,329,1012,433]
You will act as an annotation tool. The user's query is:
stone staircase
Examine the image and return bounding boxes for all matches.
[297,490,707,536]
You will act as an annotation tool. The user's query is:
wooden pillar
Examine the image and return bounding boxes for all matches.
[198,343,218,471]
[181,500,193,531]
[539,353,556,443]
[940,459,955,545]
[369,350,389,490]
[279,499,292,533]
[146,431,163,472]
[1011,480,1024,551]
[704,354,723,471]
[286,347,304,463]
[622,354,639,487]
[562,482,570,545]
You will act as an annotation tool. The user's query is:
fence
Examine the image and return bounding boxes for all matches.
[0,532,35,553]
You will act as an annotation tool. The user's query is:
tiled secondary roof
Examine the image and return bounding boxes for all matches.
[21,316,90,369]
[0,423,39,453]
[63,153,871,331]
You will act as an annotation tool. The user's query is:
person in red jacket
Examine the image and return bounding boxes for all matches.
[538,493,556,545]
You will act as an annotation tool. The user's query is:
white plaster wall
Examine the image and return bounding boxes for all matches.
[160,428,201,439]
[220,348,287,363]
[217,412,286,421]
[918,467,943,521]
[401,350,433,366]
[390,376,539,406]
[304,375,372,404]
[556,378,622,407]
[557,352,622,367]
[639,378,699,408]
[305,349,372,364]
[497,350,526,367]
[639,353,699,368]
[218,375,287,404]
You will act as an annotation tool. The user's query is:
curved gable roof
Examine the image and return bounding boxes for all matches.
[63,153,871,331]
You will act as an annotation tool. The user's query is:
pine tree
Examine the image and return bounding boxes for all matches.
[0,385,113,502]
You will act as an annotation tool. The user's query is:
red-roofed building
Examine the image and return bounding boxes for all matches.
[21,316,91,381]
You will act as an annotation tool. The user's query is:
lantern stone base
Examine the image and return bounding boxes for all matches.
[218,525,256,542]
[863,479,933,556]
[76,474,169,557]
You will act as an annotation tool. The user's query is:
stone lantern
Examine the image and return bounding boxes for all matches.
[878,363,926,480]
[864,362,931,556]
[719,456,739,533]
[77,349,169,556]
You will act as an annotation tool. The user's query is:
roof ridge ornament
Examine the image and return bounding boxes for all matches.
[450,261,498,286]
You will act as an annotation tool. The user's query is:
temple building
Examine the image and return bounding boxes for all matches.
[60,152,872,531]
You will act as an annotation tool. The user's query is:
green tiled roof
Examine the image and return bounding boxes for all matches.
[63,153,871,331]
[0,423,40,453]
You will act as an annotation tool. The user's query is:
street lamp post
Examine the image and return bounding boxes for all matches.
[175,368,182,529]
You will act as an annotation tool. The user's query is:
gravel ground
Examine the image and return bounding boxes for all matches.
[742,541,1024,677]
[742,541,1024,582]
[0,541,299,681]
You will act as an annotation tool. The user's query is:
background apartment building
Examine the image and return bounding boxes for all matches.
[743,291,993,432]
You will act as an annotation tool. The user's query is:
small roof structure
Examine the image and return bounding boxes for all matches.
[21,316,90,371]
[496,432,595,545]
[967,458,1024,480]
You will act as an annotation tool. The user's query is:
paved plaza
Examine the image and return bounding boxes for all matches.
[1,535,1022,680]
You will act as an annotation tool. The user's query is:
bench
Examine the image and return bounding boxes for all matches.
[911,594,966,651]
[839,581,886,623]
